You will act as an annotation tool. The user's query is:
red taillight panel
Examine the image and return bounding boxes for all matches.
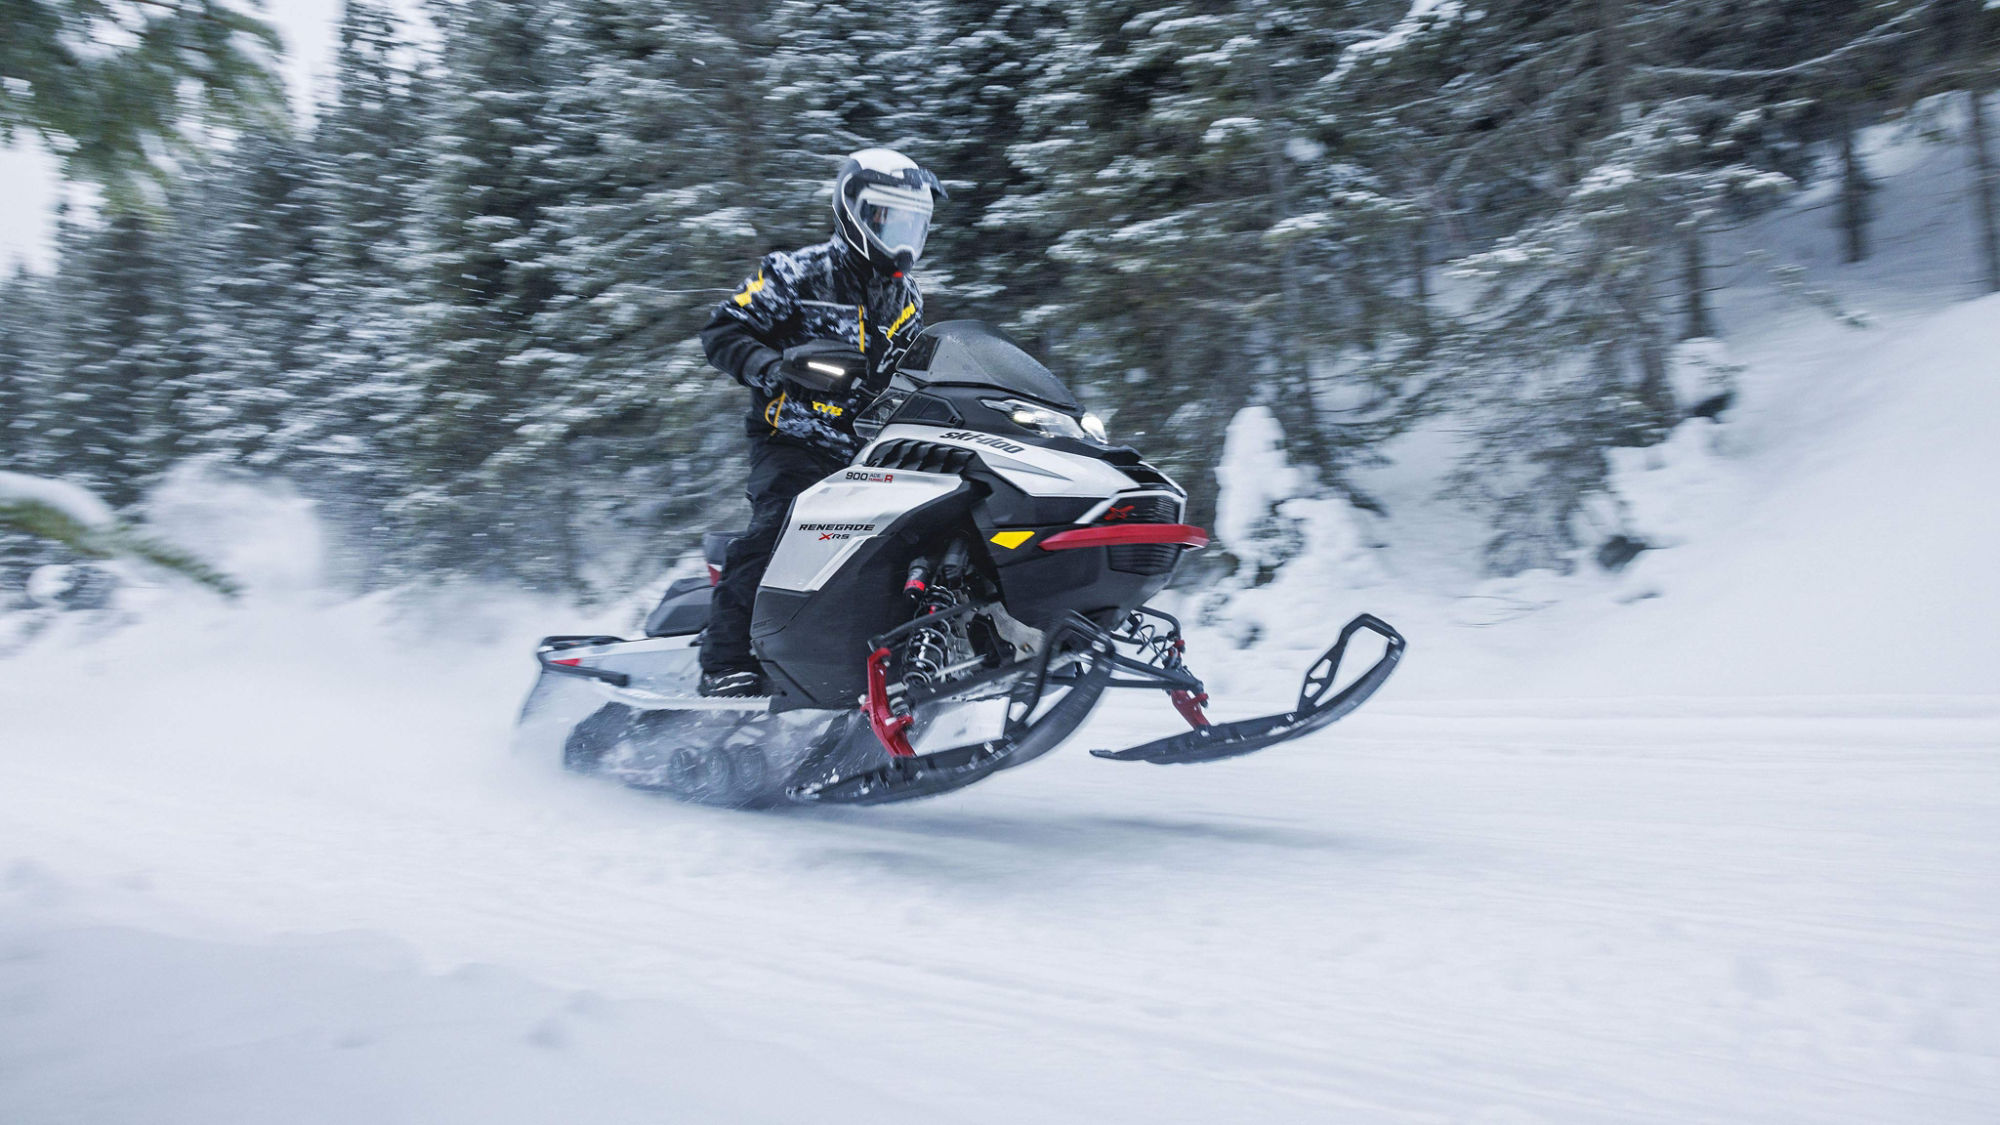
[1039,524,1210,551]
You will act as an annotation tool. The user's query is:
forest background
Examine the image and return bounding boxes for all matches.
[3,0,1996,599]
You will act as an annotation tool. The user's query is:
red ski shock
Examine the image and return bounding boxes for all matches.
[1169,689,1211,729]
[865,646,917,758]
[1165,637,1209,729]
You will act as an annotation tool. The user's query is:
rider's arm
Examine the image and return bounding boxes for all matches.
[700,253,797,394]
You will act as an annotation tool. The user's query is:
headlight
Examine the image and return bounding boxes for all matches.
[982,397,1105,443]
[1080,412,1109,443]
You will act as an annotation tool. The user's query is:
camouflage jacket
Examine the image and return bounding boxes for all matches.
[699,238,924,461]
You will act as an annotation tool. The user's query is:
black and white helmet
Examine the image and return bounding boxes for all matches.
[833,147,947,274]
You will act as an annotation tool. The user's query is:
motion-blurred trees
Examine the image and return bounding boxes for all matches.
[3,0,1996,594]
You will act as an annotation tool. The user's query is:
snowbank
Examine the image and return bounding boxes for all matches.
[1546,293,2000,696]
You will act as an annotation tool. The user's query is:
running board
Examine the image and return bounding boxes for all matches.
[1091,614,1405,765]
[602,686,775,713]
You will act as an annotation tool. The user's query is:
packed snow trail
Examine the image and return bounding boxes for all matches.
[2,597,1995,1122]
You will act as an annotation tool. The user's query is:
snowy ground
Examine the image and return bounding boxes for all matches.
[5,119,1998,1122]
[4,622,1994,1123]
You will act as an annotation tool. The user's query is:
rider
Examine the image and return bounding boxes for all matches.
[696,148,944,697]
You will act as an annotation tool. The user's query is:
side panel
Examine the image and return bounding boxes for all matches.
[761,470,964,592]
[753,472,974,709]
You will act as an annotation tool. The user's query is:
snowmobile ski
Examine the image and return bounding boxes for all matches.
[1092,614,1404,765]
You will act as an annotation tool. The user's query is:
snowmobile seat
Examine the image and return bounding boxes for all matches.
[641,531,743,638]
[644,576,714,638]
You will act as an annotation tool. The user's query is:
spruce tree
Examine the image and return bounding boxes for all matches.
[396,0,571,585]
[0,266,54,475]
[45,207,193,506]
[1000,2,1402,524]
[303,0,431,556]
[523,0,770,592]
[174,130,324,471]
[909,0,1069,326]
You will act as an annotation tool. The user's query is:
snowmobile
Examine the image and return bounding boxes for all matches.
[516,321,1404,807]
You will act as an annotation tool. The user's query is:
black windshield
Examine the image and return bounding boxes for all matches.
[894,321,1080,410]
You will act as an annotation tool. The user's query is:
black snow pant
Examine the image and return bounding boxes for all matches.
[700,439,847,675]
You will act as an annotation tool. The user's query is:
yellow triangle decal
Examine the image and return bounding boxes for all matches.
[989,531,1035,550]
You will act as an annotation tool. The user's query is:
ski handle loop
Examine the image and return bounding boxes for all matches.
[1299,613,1404,716]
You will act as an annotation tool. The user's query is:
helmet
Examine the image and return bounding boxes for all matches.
[833,148,947,274]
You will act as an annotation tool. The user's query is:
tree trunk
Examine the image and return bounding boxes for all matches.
[1598,0,1628,130]
[1968,84,2000,293]
[1838,107,1870,264]
[1252,45,1336,486]
[1411,214,1429,305]
[1410,213,1434,352]
[1682,224,1713,338]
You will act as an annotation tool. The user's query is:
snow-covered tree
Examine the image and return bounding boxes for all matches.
[299,0,430,551]
[394,0,572,584]
[0,267,55,476]
[518,0,770,592]
[43,207,193,507]
[174,130,325,470]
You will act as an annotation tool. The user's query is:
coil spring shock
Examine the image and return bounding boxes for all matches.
[902,540,973,687]
[904,588,962,685]
[1122,612,1186,672]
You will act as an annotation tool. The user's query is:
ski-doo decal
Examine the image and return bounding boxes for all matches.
[938,431,1026,454]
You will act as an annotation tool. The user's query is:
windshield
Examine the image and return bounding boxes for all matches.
[894,321,1080,410]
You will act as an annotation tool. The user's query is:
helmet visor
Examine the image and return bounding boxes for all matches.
[857,192,930,260]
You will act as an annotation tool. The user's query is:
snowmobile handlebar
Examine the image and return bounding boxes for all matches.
[780,339,868,394]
